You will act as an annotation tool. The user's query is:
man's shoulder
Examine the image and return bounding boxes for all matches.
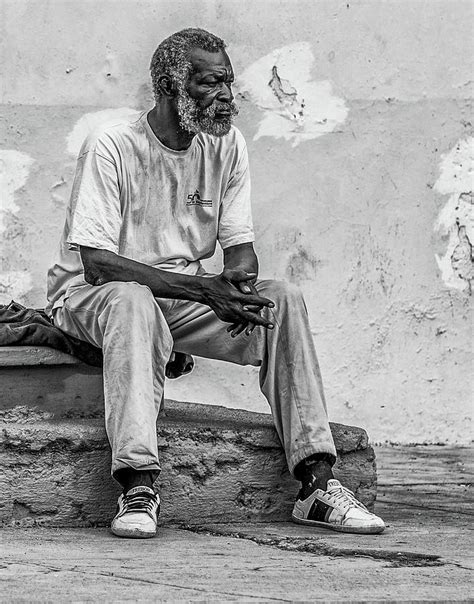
[229,125,248,151]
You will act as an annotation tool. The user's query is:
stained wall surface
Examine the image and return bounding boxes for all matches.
[1,0,472,444]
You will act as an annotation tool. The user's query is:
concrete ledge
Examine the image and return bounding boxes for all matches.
[0,346,83,366]
[0,348,377,527]
[0,401,377,527]
[0,347,103,417]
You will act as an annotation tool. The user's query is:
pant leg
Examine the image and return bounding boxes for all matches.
[54,281,173,476]
[164,279,336,475]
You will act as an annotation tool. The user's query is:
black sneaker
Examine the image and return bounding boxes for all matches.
[111,486,160,538]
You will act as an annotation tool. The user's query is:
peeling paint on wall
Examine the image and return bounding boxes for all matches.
[0,150,34,233]
[237,42,348,146]
[66,108,138,156]
[434,137,474,294]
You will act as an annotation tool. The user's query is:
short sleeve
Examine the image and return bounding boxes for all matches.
[218,141,254,249]
[66,141,121,254]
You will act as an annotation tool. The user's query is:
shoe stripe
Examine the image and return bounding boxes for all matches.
[308,499,332,522]
[325,506,336,523]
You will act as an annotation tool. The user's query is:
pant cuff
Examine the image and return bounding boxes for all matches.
[288,443,337,478]
[111,460,162,477]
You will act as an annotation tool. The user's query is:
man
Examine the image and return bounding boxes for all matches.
[47,28,384,538]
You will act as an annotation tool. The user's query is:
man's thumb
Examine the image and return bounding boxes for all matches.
[223,269,256,282]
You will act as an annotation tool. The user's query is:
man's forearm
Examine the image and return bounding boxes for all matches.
[80,244,275,330]
[223,242,259,280]
[80,247,209,303]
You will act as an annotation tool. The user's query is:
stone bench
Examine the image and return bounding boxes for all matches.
[0,346,377,527]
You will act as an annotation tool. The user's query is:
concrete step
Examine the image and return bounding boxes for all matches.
[0,401,377,527]
[0,347,377,527]
[0,346,103,418]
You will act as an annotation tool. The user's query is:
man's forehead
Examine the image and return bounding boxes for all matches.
[188,47,233,76]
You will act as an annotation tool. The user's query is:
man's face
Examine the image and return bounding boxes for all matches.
[176,47,238,137]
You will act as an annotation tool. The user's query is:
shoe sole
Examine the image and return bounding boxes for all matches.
[292,514,385,534]
[111,526,157,539]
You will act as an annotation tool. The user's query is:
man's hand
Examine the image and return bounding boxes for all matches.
[226,278,265,337]
[204,268,274,332]
[213,243,272,337]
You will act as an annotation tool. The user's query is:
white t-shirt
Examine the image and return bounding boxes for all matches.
[46,111,254,314]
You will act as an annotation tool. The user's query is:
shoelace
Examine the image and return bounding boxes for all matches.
[122,492,157,515]
[326,485,368,512]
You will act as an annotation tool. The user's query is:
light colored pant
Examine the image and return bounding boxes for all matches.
[54,279,336,476]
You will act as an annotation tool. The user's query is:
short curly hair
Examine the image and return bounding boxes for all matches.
[150,28,226,101]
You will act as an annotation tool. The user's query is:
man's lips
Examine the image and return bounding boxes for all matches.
[214,106,231,116]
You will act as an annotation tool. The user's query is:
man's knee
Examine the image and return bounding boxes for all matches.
[105,281,159,319]
[107,281,154,304]
[103,282,172,344]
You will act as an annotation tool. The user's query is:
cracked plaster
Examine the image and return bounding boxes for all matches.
[237,41,348,146]
[434,137,474,294]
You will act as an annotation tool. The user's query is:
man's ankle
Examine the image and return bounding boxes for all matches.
[295,454,336,498]
[114,468,158,492]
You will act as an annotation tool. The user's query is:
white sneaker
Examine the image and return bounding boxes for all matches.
[292,479,385,534]
[111,486,160,538]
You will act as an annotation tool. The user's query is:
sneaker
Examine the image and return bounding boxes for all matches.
[111,486,160,538]
[292,479,385,534]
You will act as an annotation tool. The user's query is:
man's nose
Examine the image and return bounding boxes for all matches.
[218,82,233,103]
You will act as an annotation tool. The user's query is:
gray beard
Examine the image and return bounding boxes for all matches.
[177,89,238,137]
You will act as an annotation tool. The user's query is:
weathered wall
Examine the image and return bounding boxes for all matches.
[1,0,472,444]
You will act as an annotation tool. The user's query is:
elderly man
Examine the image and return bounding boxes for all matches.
[47,28,384,538]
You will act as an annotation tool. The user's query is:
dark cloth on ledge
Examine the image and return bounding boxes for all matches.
[1,300,103,366]
[0,300,193,378]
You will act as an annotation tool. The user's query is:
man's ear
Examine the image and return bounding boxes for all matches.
[157,74,176,97]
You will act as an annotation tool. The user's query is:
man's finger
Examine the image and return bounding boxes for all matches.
[242,303,262,313]
[247,282,259,295]
[239,309,274,329]
[226,321,249,337]
[222,269,257,284]
[231,323,247,338]
[245,323,256,336]
[238,282,252,294]
[236,293,274,308]
[237,280,259,296]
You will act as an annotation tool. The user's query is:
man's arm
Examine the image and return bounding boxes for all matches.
[80,246,274,329]
[223,241,258,288]
[222,242,271,336]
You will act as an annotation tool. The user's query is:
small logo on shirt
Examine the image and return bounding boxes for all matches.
[186,190,212,207]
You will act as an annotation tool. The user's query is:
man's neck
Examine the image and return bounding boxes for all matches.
[147,104,195,151]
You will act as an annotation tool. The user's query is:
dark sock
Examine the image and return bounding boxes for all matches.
[113,469,158,492]
[294,454,335,499]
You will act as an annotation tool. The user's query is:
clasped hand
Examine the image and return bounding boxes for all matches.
[205,269,275,337]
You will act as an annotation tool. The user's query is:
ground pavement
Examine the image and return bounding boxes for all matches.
[1,445,472,602]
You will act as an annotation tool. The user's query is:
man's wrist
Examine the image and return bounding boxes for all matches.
[191,275,214,305]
